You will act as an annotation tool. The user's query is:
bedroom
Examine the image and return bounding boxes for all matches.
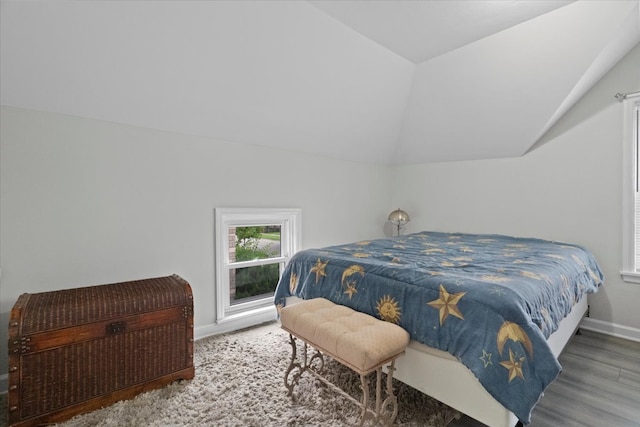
[1,1,639,426]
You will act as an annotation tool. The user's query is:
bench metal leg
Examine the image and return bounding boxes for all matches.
[284,333,324,396]
[359,373,370,426]
[359,362,398,426]
[381,361,399,423]
[284,333,399,426]
[283,333,302,396]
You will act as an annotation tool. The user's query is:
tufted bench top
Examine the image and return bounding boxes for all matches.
[280,298,410,374]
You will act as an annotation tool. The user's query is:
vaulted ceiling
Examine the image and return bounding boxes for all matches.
[1,1,639,164]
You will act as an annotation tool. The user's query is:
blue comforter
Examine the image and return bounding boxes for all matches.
[274,231,604,424]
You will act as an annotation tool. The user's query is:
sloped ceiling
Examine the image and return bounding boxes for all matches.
[1,0,639,165]
[309,0,576,64]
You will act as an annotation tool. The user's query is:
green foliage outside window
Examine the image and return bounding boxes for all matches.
[233,226,281,302]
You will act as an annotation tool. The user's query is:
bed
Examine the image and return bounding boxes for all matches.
[274,231,604,426]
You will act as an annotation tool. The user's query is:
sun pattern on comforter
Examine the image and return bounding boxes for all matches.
[273,231,604,424]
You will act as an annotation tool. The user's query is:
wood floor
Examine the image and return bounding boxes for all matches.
[450,329,640,427]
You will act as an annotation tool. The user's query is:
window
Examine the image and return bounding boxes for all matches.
[621,93,640,283]
[215,208,301,322]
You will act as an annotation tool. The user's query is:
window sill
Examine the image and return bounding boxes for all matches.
[620,270,640,284]
[216,303,276,325]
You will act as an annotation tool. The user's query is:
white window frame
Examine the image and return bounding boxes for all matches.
[621,93,640,284]
[214,208,301,323]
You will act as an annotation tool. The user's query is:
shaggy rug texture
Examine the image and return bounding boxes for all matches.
[1,322,460,427]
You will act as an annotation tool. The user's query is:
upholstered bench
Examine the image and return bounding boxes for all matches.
[280,298,410,426]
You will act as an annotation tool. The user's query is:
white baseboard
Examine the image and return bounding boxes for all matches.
[580,317,640,342]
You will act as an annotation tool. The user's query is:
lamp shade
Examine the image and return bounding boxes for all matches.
[388,209,410,225]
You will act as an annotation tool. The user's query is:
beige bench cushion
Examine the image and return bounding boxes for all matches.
[280,298,410,374]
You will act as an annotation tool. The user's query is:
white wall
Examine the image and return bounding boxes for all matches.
[0,107,393,378]
[392,43,640,333]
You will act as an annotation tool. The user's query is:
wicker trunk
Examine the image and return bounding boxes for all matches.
[7,275,195,427]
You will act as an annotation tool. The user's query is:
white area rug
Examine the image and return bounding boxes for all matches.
[1,322,460,427]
